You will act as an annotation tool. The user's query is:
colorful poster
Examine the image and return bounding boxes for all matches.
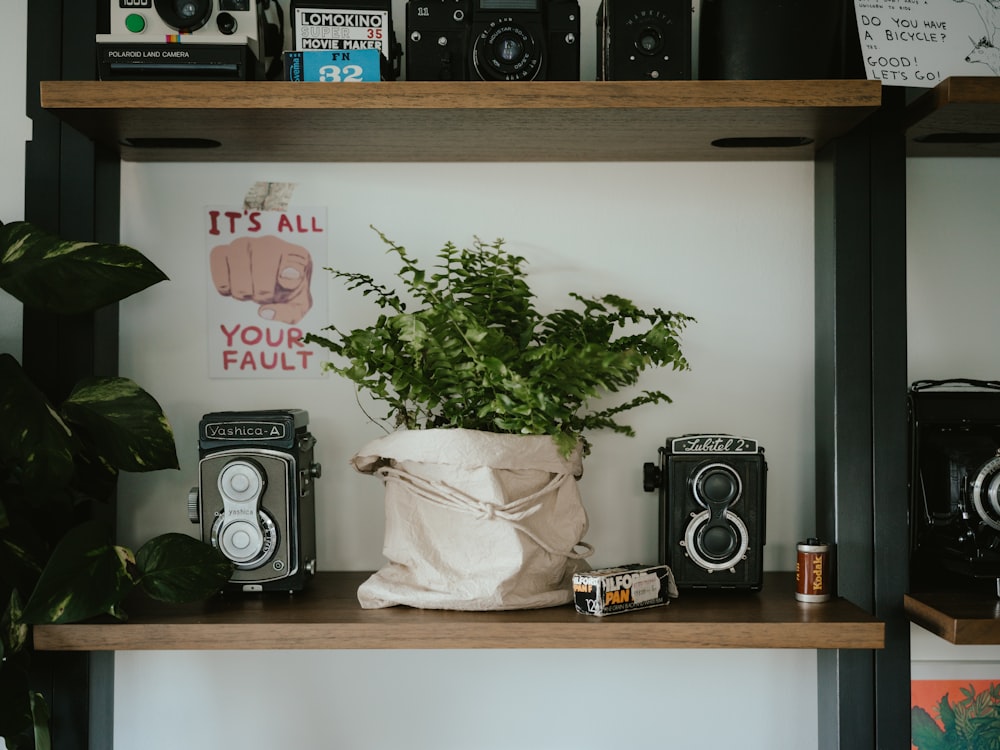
[205,206,328,379]
[911,680,1000,749]
[854,0,1000,87]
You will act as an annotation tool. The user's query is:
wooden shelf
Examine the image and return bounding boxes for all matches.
[905,590,1000,645]
[32,571,883,652]
[906,77,1000,157]
[38,79,882,163]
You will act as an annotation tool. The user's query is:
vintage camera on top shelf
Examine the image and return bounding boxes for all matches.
[97,0,282,80]
[909,379,1000,596]
[405,0,580,81]
[643,434,767,591]
[188,409,321,593]
[596,0,691,81]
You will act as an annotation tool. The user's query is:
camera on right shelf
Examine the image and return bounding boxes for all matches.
[909,379,1000,594]
[595,0,691,80]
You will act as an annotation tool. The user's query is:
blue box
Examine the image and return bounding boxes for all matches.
[283,49,382,82]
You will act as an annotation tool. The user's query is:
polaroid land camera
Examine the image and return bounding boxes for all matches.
[97,0,280,80]
[643,434,767,590]
[909,379,1000,595]
[188,410,321,593]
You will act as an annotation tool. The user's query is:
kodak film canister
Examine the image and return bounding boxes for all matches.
[796,538,832,602]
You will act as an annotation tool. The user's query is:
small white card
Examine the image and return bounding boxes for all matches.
[854,0,1000,87]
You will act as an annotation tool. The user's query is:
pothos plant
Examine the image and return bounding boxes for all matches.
[0,220,233,750]
[305,228,694,456]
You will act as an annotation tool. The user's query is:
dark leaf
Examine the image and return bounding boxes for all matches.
[30,692,51,750]
[0,354,75,488]
[62,377,179,472]
[0,221,167,314]
[21,521,136,624]
[136,533,233,603]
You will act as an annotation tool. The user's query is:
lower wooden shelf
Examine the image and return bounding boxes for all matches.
[905,590,1000,645]
[32,571,883,652]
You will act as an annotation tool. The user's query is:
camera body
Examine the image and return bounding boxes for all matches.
[643,434,766,590]
[189,410,320,593]
[909,380,1000,592]
[596,0,691,81]
[97,0,269,80]
[406,0,580,81]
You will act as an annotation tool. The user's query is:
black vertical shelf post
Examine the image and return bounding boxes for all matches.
[814,87,910,748]
[24,1,118,748]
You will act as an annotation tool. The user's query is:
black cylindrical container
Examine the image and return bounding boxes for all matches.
[699,0,864,80]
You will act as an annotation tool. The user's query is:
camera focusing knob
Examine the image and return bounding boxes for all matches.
[642,462,661,492]
[187,487,201,524]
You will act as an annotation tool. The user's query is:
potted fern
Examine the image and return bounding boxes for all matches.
[306,228,693,611]
[0,220,232,750]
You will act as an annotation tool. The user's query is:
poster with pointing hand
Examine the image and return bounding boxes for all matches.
[855,0,1000,86]
[206,206,328,378]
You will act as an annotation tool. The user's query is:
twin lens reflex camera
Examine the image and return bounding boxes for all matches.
[188,410,321,593]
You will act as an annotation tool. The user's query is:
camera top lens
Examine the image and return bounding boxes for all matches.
[636,27,663,56]
[154,0,213,32]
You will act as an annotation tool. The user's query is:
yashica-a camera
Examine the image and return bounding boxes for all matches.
[97,0,277,80]
[909,379,1000,595]
[643,434,767,590]
[188,409,321,593]
[406,0,580,81]
[596,0,691,80]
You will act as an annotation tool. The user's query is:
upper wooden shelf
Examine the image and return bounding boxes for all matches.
[905,590,1000,645]
[32,571,883,652]
[39,79,882,163]
[906,77,1000,157]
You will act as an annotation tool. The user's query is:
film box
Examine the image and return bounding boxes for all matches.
[573,564,678,617]
[283,49,382,81]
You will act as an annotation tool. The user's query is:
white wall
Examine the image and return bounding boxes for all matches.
[113,157,820,750]
[906,156,1000,674]
[0,3,28,359]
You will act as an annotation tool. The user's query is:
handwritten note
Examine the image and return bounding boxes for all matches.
[854,0,1000,86]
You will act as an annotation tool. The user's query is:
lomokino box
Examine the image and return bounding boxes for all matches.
[573,564,678,617]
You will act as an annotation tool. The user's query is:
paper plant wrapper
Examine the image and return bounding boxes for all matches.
[351,429,592,611]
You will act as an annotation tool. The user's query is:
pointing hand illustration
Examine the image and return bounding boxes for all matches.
[210,235,313,324]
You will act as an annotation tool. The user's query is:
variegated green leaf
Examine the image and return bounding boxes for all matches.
[21,521,136,624]
[30,692,51,750]
[61,376,179,472]
[0,221,168,314]
[0,353,75,488]
[136,533,233,603]
[2,589,28,657]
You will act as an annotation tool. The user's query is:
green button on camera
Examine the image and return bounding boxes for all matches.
[125,13,146,33]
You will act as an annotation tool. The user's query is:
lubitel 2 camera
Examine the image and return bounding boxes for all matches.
[643,434,767,590]
[188,409,321,593]
[596,0,691,80]
[97,0,279,80]
[406,0,580,81]
[909,379,1000,595]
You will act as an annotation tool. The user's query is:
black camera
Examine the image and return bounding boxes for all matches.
[596,0,691,80]
[188,410,321,593]
[909,379,1000,595]
[406,0,580,81]
[98,0,278,80]
[643,434,767,590]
